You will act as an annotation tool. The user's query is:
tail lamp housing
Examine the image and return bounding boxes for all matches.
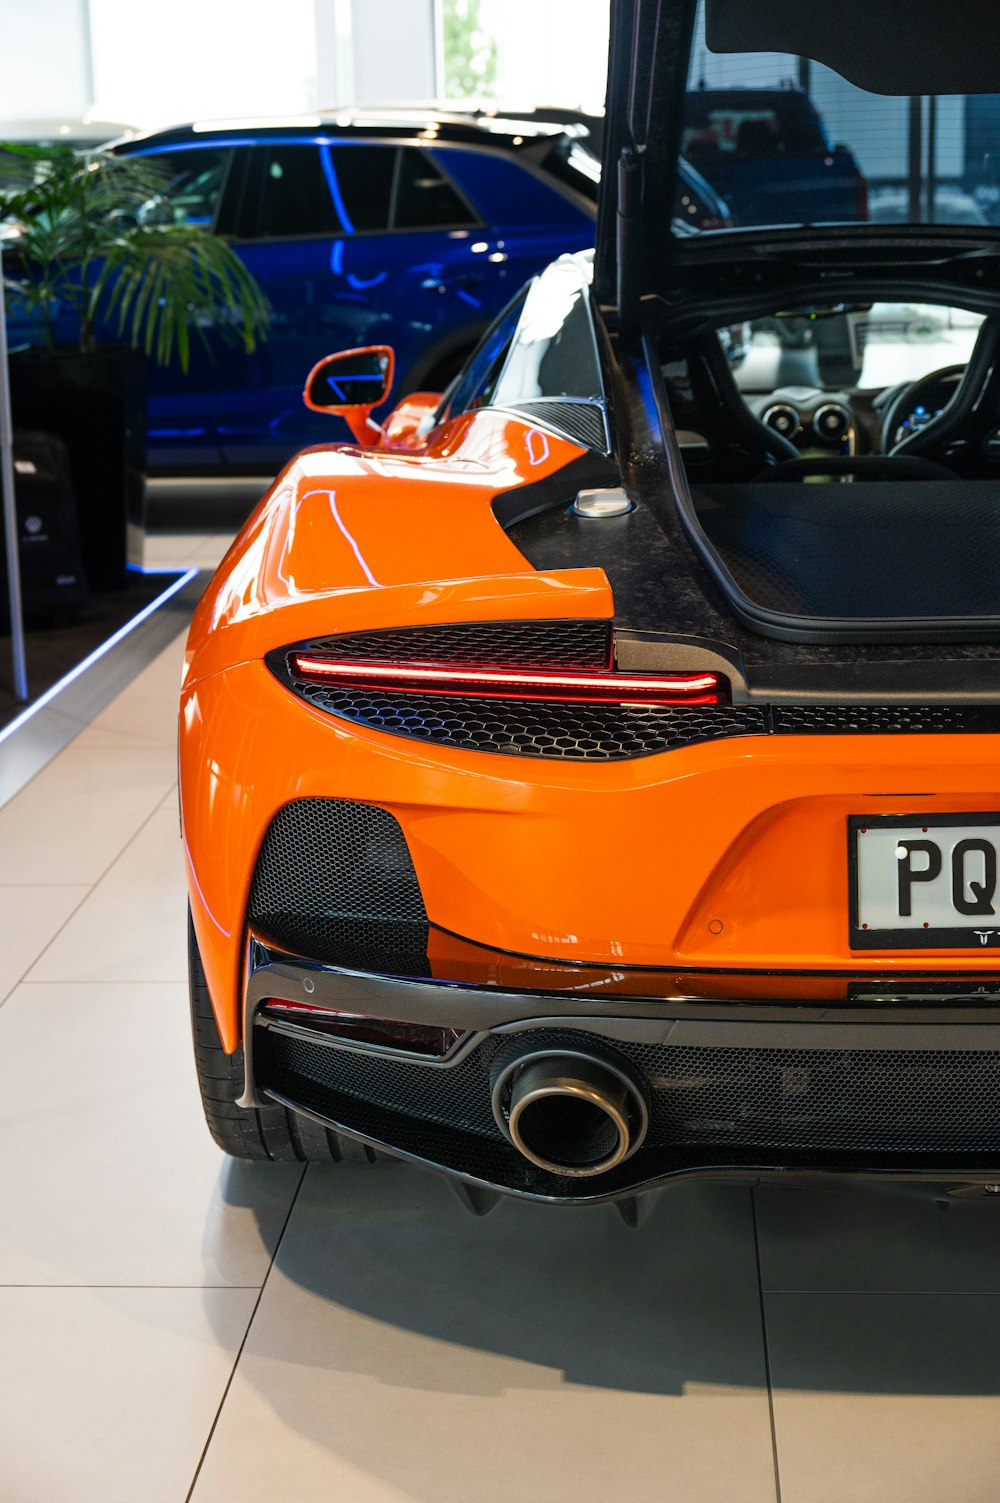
[283,640,727,708]
[261,1000,463,1057]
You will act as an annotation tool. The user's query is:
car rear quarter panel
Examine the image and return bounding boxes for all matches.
[181,414,1000,1054]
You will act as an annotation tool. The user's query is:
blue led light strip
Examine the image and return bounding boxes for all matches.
[0,566,198,746]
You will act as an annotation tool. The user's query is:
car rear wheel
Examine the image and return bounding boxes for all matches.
[188,910,381,1164]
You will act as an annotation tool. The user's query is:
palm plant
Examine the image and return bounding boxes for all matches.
[0,142,269,367]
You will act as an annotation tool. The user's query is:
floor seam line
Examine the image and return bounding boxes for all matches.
[751,1187,784,1503]
[183,1162,308,1503]
[764,1287,1000,1297]
[0,792,177,1015]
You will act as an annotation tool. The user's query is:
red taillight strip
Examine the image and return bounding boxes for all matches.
[290,655,725,706]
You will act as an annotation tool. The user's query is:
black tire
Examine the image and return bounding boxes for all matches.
[188,911,380,1164]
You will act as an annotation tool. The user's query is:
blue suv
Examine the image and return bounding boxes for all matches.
[111,112,600,470]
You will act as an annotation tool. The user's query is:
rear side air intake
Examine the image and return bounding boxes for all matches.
[248,798,428,968]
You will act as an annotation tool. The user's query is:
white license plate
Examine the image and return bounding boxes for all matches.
[849,814,1000,950]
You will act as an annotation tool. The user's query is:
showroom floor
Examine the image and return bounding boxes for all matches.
[2,524,1000,1502]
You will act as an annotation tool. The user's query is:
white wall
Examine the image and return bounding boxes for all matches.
[88,0,317,129]
[316,0,438,107]
[1,0,92,120]
[481,0,609,110]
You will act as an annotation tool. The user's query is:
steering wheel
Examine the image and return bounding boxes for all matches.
[880,365,965,454]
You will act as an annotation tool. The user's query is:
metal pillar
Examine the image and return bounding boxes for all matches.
[925,94,938,224]
[908,95,924,222]
[0,248,29,703]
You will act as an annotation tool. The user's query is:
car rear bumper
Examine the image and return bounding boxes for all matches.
[242,930,1000,1202]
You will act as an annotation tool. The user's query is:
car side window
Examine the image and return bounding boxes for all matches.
[134,147,232,229]
[257,145,345,238]
[324,144,396,233]
[440,290,530,421]
[393,148,478,230]
[492,270,604,406]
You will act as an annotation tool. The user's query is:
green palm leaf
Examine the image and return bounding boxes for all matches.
[0,141,270,368]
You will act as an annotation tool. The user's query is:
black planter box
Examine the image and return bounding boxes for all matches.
[9,347,147,591]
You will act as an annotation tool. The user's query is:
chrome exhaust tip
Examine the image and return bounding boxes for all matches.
[493,1049,649,1178]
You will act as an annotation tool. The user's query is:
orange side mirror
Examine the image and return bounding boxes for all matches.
[302,345,394,445]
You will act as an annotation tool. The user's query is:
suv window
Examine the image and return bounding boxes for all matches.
[326,144,395,232]
[394,147,477,229]
[243,142,475,239]
[257,145,345,237]
[135,147,231,227]
[442,290,529,420]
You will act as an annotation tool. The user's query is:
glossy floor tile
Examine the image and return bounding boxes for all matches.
[29,804,188,983]
[189,1168,777,1503]
[0,740,176,885]
[0,883,87,1005]
[0,1285,257,1503]
[756,1183,1000,1295]
[0,979,301,1286]
[766,1292,1000,1503]
[73,634,186,749]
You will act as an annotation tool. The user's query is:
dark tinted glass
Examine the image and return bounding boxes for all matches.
[136,147,230,226]
[324,144,396,232]
[493,270,603,404]
[443,290,528,418]
[683,92,827,162]
[394,148,476,229]
[259,145,344,238]
[680,0,993,233]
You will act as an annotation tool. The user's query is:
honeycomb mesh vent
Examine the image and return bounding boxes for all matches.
[295,619,612,670]
[295,687,767,760]
[248,799,428,966]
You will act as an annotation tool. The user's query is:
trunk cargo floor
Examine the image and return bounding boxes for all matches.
[691,480,1000,640]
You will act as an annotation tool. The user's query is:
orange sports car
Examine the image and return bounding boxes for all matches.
[182,0,1000,1214]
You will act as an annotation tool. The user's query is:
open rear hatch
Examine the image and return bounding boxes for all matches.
[597,1,1000,648]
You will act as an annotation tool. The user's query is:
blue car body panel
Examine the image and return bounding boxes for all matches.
[5,120,594,472]
[3,120,594,471]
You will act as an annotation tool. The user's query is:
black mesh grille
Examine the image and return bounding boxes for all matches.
[294,686,767,760]
[257,1025,1000,1159]
[259,1029,503,1139]
[503,400,609,452]
[248,799,428,967]
[773,704,1000,735]
[628,1042,1000,1153]
[291,619,612,670]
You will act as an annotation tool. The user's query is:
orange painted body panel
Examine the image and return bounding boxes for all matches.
[382,391,442,450]
[180,406,1000,1055]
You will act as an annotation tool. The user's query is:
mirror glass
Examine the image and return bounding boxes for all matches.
[306,349,391,409]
